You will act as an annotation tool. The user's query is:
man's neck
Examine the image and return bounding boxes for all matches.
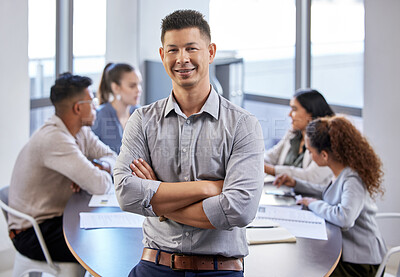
[57,113,81,137]
[172,82,211,117]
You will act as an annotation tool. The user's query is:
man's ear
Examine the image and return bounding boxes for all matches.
[72,101,81,115]
[208,43,216,64]
[159,47,165,62]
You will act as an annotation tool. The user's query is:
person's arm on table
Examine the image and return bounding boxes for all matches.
[84,127,117,173]
[306,176,366,228]
[70,158,112,193]
[264,163,276,175]
[42,130,114,195]
[274,161,332,185]
[274,173,325,197]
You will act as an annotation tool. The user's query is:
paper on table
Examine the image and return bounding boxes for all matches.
[88,194,119,207]
[257,205,328,240]
[247,226,296,245]
[264,174,276,183]
[247,218,280,228]
[80,212,145,229]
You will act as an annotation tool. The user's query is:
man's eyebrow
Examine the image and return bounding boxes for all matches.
[166,42,199,48]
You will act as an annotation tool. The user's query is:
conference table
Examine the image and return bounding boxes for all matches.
[63,191,342,277]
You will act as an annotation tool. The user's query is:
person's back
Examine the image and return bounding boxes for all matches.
[8,73,116,263]
[274,116,386,277]
[9,117,114,230]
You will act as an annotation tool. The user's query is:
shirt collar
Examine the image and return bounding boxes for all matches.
[164,86,220,120]
[48,114,79,139]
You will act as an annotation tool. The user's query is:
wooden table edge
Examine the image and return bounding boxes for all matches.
[63,228,101,277]
[324,248,342,277]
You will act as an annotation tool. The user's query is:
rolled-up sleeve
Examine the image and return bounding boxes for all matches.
[113,110,161,217]
[203,115,265,230]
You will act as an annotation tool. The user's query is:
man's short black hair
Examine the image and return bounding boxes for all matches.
[50,73,92,106]
[161,9,211,44]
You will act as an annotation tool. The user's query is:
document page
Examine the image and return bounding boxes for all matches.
[88,194,120,207]
[246,227,296,245]
[256,205,327,240]
[80,212,145,229]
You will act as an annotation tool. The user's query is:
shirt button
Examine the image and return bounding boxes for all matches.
[184,177,189,181]
[182,148,187,153]
[186,120,190,124]
[185,232,190,236]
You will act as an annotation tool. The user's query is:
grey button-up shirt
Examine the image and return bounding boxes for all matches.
[114,88,264,258]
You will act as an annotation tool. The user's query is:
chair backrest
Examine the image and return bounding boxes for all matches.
[375,212,400,277]
[0,186,58,272]
[0,186,9,220]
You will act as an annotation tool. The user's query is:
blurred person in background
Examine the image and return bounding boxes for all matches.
[264,88,334,185]
[92,63,142,154]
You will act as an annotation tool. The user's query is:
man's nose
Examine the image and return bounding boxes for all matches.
[177,50,190,64]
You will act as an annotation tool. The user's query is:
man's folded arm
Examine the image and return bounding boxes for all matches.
[202,115,265,230]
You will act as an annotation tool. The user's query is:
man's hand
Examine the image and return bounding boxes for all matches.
[264,163,276,176]
[70,182,81,193]
[130,158,158,180]
[273,174,296,188]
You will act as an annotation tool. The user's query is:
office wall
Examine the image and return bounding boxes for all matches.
[0,0,29,188]
[138,0,210,65]
[364,0,400,239]
[106,0,139,68]
[105,0,209,104]
[0,0,29,261]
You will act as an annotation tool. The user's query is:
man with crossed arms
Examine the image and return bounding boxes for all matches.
[114,10,264,277]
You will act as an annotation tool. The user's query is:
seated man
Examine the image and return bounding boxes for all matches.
[8,73,116,262]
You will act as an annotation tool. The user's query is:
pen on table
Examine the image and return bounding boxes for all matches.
[246,226,279,229]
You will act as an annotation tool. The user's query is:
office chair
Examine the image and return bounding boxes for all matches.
[375,212,400,277]
[0,186,85,277]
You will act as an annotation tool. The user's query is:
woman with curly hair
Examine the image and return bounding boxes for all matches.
[274,115,386,277]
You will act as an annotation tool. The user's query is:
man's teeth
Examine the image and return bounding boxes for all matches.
[177,69,193,73]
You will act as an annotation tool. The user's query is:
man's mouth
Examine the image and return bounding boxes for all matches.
[174,68,195,73]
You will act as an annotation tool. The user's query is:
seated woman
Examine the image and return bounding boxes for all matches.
[274,116,386,277]
[264,89,334,185]
[92,63,142,154]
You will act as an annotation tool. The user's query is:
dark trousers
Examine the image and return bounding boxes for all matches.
[330,258,382,277]
[129,260,244,277]
[12,215,78,262]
